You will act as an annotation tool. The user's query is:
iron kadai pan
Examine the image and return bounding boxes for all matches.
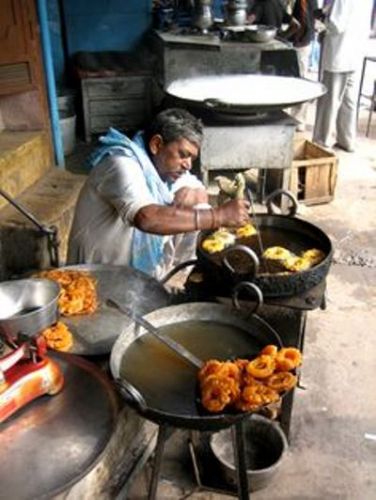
[197,212,333,299]
[110,302,284,431]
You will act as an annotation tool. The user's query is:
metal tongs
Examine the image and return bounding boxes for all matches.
[107,298,203,369]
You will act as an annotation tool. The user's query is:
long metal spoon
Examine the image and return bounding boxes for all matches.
[107,298,203,369]
[247,187,270,274]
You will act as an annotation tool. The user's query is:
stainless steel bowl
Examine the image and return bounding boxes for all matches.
[0,278,60,338]
[244,25,277,43]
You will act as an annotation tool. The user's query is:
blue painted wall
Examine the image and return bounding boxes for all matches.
[48,0,152,86]
[63,0,152,54]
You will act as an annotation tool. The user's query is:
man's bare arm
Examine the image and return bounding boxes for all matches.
[134,199,250,235]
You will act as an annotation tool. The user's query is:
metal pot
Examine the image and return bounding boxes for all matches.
[193,0,213,30]
[226,1,248,26]
[110,302,283,431]
[0,279,60,338]
[244,24,277,43]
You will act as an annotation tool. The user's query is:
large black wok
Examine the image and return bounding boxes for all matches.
[197,210,333,299]
[110,302,282,431]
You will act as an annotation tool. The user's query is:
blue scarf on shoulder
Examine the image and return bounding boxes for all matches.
[88,128,173,275]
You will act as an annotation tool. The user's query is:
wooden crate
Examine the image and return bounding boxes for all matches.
[289,140,338,205]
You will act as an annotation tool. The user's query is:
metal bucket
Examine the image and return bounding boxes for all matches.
[210,414,288,491]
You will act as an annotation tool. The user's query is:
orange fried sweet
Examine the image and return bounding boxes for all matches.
[198,360,223,383]
[266,372,297,393]
[235,384,279,411]
[275,347,302,371]
[37,269,98,316]
[201,375,239,413]
[260,344,279,357]
[41,321,73,351]
[198,345,303,414]
[246,355,276,379]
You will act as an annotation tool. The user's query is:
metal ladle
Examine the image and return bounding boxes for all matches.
[107,298,203,369]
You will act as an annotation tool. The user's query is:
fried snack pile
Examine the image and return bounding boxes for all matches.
[235,222,257,238]
[198,345,302,413]
[263,246,325,272]
[202,229,236,254]
[263,246,293,261]
[41,321,73,351]
[202,223,257,254]
[37,269,98,316]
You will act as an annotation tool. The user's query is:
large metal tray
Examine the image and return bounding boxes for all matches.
[166,74,326,114]
[0,352,118,500]
[50,264,171,356]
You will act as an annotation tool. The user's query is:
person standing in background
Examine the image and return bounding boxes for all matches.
[286,0,319,130]
[313,0,373,152]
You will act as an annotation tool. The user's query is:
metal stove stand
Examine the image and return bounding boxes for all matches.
[148,418,252,500]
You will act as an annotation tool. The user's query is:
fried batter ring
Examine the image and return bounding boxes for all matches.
[198,360,223,383]
[266,372,297,392]
[235,384,279,411]
[276,347,302,371]
[260,345,279,357]
[41,321,73,351]
[201,375,239,412]
[246,355,276,379]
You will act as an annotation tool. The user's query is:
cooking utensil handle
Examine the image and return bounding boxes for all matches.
[231,281,263,315]
[0,343,28,372]
[115,378,147,412]
[159,259,198,285]
[107,299,203,369]
[265,189,298,217]
[203,98,228,109]
[222,245,260,277]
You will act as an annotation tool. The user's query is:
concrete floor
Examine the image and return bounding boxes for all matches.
[125,104,376,499]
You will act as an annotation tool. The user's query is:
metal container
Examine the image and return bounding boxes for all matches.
[193,0,213,31]
[226,0,248,26]
[245,24,277,43]
[0,278,60,337]
[210,414,288,491]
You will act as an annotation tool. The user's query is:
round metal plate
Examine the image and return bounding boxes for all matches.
[0,352,118,500]
[166,74,326,114]
[54,264,171,355]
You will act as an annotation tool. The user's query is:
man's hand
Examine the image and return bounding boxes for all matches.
[173,187,209,208]
[216,199,250,228]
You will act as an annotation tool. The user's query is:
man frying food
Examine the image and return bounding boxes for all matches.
[67,108,249,278]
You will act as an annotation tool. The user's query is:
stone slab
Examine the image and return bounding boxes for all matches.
[0,130,52,210]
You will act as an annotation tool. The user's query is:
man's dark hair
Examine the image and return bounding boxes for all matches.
[144,108,203,148]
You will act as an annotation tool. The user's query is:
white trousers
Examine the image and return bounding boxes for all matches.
[313,70,359,151]
[289,44,312,128]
